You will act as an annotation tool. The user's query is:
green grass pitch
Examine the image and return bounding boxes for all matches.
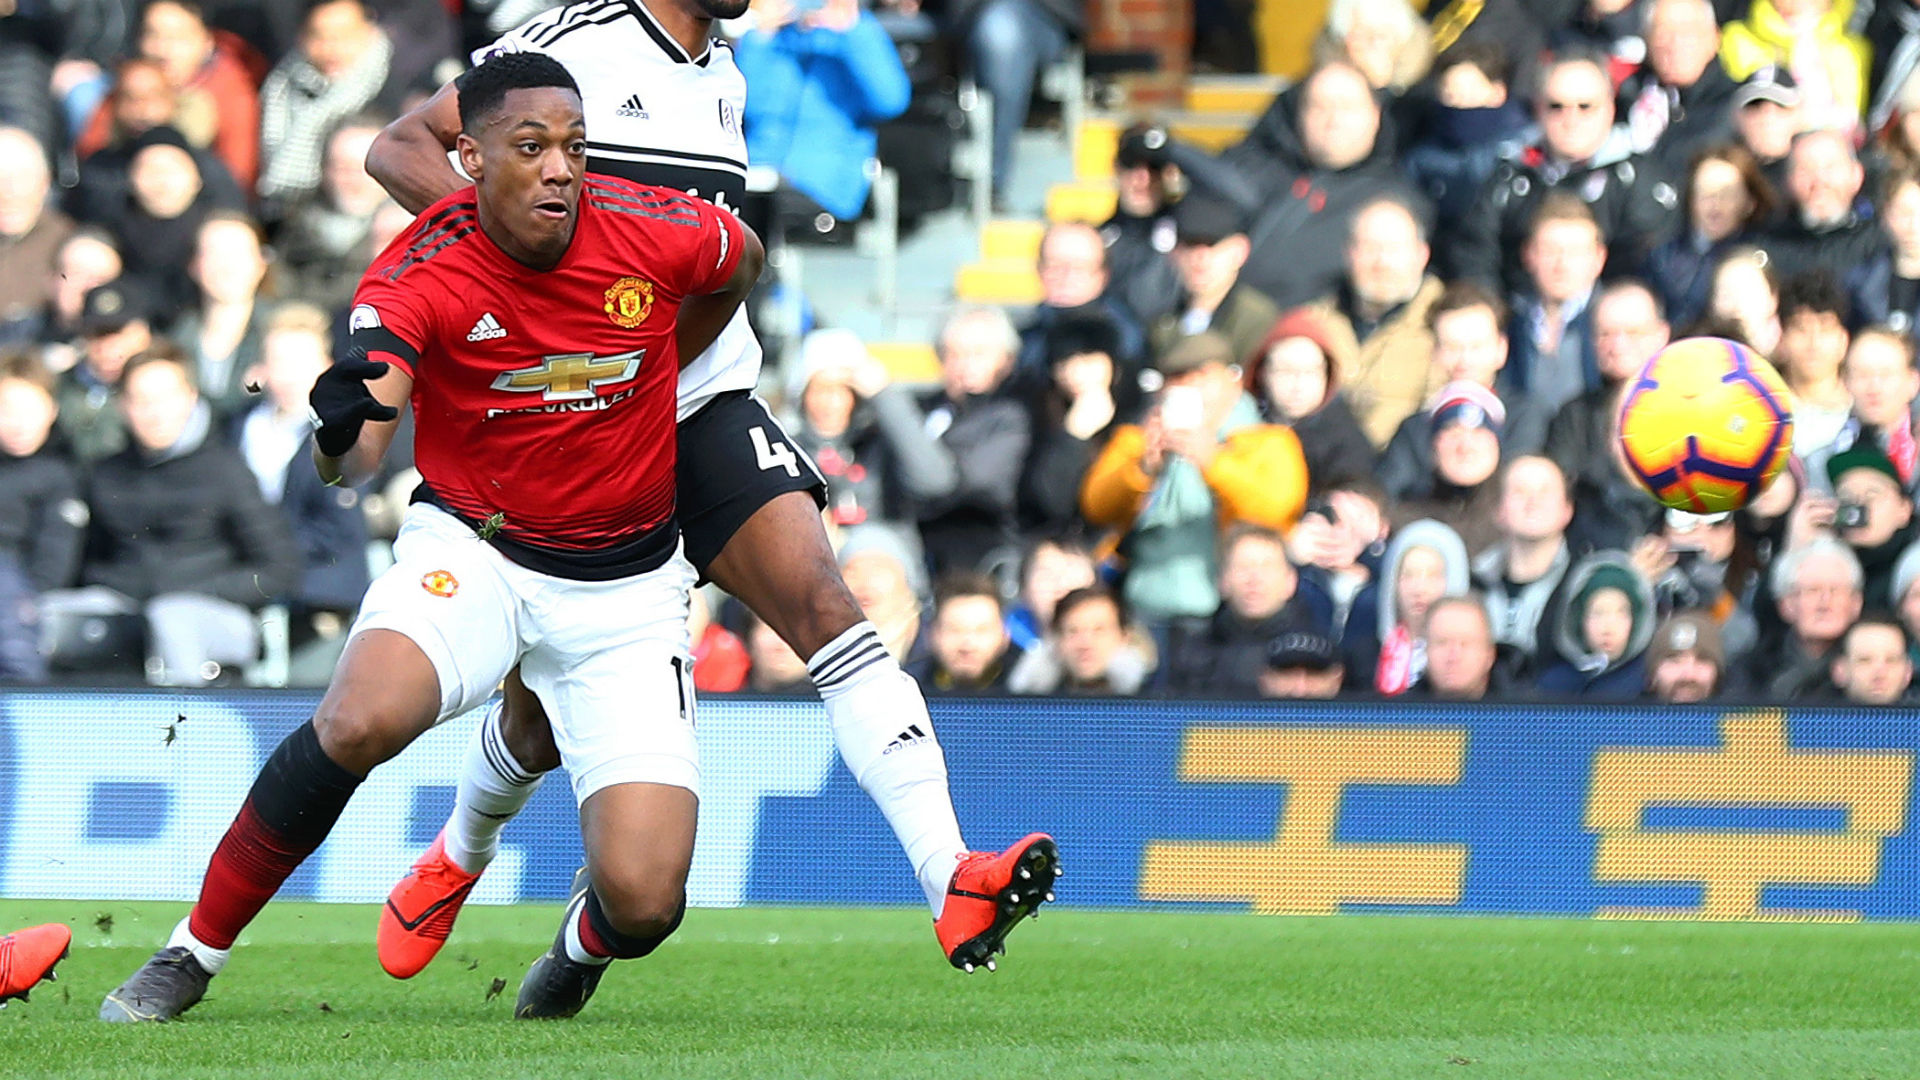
[1,898,1917,1079]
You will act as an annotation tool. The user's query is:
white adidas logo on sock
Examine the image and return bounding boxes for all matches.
[467,312,507,342]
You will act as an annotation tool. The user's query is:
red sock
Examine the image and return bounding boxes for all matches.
[186,723,362,949]
[188,803,309,949]
[575,903,613,959]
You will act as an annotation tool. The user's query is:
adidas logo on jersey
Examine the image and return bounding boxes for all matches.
[616,93,648,120]
[883,724,929,755]
[467,312,507,342]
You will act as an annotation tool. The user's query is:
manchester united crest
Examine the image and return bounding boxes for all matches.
[604,276,655,328]
[420,570,459,598]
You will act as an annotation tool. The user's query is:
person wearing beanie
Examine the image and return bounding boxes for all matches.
[783,328,934,540]
[1643,610,1730,703]
[1244,307,1377,494]
[1100,123,1182,329]
[1017,312,1134,537]
[1258,621,1346,699]
[1379,280,1552,501]
[1822,436,1918,607]
[1390,381,1507,554]
[1535,550,1656,699]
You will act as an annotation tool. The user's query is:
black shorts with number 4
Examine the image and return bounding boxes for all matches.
[677,390,828,575]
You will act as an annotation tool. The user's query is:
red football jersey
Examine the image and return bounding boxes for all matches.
[346,175,744,578]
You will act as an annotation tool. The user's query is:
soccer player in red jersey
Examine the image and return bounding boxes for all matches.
[368,0,1059,985]
[98,50,764,1023]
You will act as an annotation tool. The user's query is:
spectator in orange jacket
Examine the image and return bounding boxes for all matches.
[1081,331,1309,625]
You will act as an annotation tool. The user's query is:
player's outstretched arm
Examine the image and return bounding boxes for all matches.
[675,221,765,369]
[312,354,413,488]
[367,80,466,215]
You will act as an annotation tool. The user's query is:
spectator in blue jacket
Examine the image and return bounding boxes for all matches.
[736,0,911,225]
[1405,42,1529,226]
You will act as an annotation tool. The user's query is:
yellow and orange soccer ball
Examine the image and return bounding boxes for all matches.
[1616,337,1796,513]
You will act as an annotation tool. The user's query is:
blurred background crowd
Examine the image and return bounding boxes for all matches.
[6,0,1920,708]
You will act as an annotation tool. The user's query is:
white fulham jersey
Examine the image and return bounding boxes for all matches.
[478,0,759,421]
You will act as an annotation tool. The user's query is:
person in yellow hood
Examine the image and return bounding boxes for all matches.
[1722,0,1871,130]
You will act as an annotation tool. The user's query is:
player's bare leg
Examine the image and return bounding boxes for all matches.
[708,491,1054,970]
[102,630,442,1021]
[516,781,698,1019]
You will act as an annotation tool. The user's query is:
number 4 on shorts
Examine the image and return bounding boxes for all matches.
[750,425,800,478]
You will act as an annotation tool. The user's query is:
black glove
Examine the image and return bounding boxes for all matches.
[309,355,398,458]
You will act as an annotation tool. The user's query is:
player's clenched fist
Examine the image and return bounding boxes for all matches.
[309,354,399,457]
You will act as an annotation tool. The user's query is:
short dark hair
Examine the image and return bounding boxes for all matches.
[1845,611,1912,654]
[1526,190,1605,244]
[1778,268,1848,323]
[1434,41,1509,87]
[119,339,195,392]
[1850,324,1920,371]
[1219,523,1288,564]
[1019,533,1093,588]
[1324,475,1388,508]
[1597,277,1666,323]
[1052,583,1124,634]
[934,572,1004,617]
[1429,279,1508,332]
[456,51,581,135]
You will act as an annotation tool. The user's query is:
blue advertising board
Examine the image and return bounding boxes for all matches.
[0,692,1915,921]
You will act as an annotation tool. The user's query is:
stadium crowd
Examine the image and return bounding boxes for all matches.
[7,0,1920,706]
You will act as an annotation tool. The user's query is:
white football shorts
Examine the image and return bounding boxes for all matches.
[350,503,700,804]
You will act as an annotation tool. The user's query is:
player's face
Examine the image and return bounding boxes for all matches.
[464,87,587,268]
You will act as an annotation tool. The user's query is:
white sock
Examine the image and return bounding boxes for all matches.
[560,893,611,967]
[808,621,968,917]
[168,916,229,975]
[442,702,545,875]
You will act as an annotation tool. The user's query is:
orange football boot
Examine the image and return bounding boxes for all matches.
[0,923,72,1004]
[934,833,1059,972]
[378,830,481,978]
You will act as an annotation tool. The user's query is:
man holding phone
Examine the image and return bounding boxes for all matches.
[1820,442,1918,606]
[1081,331,1309,626]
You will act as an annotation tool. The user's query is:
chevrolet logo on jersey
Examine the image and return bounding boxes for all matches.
[491,349,645,401]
